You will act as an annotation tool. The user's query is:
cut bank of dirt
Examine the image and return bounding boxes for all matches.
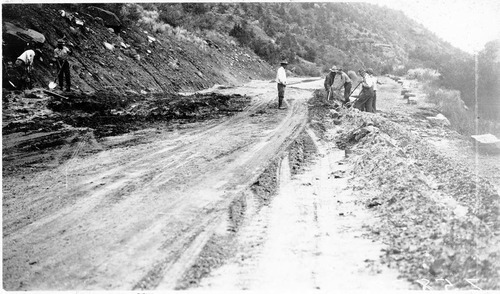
[3,4,274,94]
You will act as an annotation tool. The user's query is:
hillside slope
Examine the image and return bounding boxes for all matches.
[162,3,468,72]
[2,4,275,94]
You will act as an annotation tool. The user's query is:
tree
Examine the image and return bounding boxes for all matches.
[229,21,254,46]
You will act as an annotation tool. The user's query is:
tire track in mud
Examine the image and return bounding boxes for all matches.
[196,127,412,291]
[2,79,322,290]
[134,86,316,290]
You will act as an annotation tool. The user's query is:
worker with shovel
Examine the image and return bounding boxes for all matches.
[338,67,352,105]
[53,38,72,92]
[324,66,351,105]
[353,69,375,112]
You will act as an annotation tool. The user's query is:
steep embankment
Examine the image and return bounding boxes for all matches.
[2,4,274,94]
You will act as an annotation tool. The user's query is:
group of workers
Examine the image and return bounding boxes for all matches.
[12,38,72,91]
[323,66,378,112]
[276,61,379,113]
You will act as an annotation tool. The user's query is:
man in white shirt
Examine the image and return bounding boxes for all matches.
[15,48,38,89]
[276,60,288,109]
[354,69,375,112]
[16,49,36,68]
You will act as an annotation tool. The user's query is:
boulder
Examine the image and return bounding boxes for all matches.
[3,22,46,44]
[471,134,500,154]
[103,42,114,51]
[87,6,122,29]
[426,113,451,127]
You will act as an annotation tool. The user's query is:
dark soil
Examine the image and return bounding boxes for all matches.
[2,90,251,176]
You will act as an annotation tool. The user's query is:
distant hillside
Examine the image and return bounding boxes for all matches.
[159,3,468,72]
[153,2,481,107]
[4,2,491,114]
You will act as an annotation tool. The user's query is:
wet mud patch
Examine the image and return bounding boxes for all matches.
[47,91,251,138]
[2,90,251,175]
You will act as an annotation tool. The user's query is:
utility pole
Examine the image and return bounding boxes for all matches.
[474,51,479,136]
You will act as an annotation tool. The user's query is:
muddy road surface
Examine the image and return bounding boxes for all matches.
[2,78,323,290]
[4,76,499,291]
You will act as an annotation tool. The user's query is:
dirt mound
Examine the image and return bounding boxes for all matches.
[334,110,500,290]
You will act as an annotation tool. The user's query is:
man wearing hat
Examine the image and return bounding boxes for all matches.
[324,66,351,104]
[276,60,288,109]
[54,38,72,92]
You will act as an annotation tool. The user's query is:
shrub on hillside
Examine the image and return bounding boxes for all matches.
[158,4,184,27]
[426,87,474,135]
[292,62,321,77]
[137,7,173,34]
[251,38,280,64]
[229,22,254,46]
[406,67,441,83]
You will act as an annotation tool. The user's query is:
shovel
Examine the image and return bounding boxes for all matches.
[49,61,62,90]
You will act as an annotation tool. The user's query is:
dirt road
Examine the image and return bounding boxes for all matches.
[198,129,412,291]
[4,76,499,291]
[2,78,323,290]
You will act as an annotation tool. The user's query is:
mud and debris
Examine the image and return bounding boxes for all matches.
[2,89,251,176]
[332,105,500,290]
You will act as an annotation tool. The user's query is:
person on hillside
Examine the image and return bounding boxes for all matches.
[354,69,375,113]
[366,68,379,112]
[276,60,288,109]
[15,46,40,89]
[54,38,72,92]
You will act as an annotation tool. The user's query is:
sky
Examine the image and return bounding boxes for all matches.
[370,0,500,53]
